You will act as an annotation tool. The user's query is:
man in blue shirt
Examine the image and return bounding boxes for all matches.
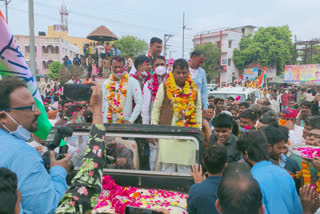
[0,77,71,214]
[237,130,302,214]
[116,47,121,56]
[187,144,227,214]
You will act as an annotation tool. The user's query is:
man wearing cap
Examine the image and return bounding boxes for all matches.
[280,108,304,146]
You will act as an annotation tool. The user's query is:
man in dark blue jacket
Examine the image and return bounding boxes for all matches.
[187,144,227,214]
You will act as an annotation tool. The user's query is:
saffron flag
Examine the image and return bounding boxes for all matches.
[237,75,242,83]
[258,67,266,88]
[0,9,61,143]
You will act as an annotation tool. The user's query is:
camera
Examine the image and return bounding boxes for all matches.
[42,126,73,171]
[64,84,93,101]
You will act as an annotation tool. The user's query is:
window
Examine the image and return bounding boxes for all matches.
[228,58,232,66]
[228,40,232,48]
[69,132,201,174]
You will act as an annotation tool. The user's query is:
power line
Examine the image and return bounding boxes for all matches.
[0,0,12,22]
[34,0,168,33]
[163,34,173,58]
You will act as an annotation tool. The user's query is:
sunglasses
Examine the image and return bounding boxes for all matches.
[0,103,37,112]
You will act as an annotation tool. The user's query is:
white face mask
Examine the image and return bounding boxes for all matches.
[0,112,31,141]
[155,66,167,76]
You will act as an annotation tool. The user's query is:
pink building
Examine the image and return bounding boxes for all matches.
[14,35,80,74]
[193,25,255,86]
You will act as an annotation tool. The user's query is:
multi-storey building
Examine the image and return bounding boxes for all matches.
[193,25,255,86]
[14,35,80,74]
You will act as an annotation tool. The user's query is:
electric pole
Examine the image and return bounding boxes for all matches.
[163,34,173,58]
[182,11,191,59]
[0,0,12,22]
[28,0,36,76]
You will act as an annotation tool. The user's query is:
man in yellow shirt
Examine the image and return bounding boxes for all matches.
[151,59,202,173]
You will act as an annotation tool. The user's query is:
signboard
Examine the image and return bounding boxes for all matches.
[266,68,276,79]
[284,64,320,83]
[221,59,228,65]
[243,68,258,80]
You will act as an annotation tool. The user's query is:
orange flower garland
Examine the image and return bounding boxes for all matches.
[105,73,128,123]
[165,72,198,128]
[296,160,320,202]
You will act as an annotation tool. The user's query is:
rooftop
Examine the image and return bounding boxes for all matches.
[194,25,256,37]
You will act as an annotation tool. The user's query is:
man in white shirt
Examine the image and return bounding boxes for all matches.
[142,56,167,125]
[130,37,163,75]
[101,57,142,124]
[39,77,51,97]
[65,76,75,84]
[280,107,304,145]
[141,56,167,170]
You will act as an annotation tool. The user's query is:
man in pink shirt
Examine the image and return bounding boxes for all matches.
[281,90,290,110]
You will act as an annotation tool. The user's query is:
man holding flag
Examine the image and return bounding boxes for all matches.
[0,10,70,213]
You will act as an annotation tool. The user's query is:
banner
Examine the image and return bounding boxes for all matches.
[284,64,320,83]
[243,68,258,80]
[0,9,56,142]
[266,68,276,79]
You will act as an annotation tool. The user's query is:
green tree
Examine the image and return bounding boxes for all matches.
[233,26,293,74]
[193,42,221,82]
[48,61,63,80]
[312,46,320,64]
[113,35,148,57]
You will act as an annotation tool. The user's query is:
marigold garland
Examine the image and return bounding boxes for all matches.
[105,73,128,123]
[296,160,320,202]
[165,72,198,128]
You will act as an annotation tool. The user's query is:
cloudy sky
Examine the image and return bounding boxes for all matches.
[1,0,319,59]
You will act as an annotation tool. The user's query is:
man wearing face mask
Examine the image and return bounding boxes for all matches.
[142,56,168,125]
[0,77,71,213]
[132,55,152,93]
[101,56,142,124]
[141,56,168,170]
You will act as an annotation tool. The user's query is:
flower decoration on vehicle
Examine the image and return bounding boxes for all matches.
[94,175,188,214]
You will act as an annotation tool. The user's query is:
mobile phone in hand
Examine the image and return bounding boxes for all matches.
[64,84,93,101]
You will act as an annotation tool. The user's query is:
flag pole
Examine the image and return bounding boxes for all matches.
[28,0,36,77]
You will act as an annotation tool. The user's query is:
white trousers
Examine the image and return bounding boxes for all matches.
[161,163,191,173]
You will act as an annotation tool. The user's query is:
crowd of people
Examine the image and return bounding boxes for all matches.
[1,36,320,214]
[60,41,135,80]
